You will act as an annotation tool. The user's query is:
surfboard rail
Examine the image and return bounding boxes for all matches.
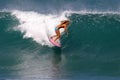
[49,37,61,47]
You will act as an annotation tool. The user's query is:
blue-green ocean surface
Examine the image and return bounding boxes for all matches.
[0,0,120,80]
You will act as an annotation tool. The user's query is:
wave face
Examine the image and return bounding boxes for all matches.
[0,10,120,80]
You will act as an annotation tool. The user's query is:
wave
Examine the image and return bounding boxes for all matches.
[10,10,120,48]
[1,10,120,48]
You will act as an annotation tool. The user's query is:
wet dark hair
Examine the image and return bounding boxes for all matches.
[62,20,70,24]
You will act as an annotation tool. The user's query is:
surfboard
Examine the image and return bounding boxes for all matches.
[49,37,61,47]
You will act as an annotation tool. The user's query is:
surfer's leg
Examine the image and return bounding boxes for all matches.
[51,35,57,39]
[54,35,60,42]
[54,30,60,41]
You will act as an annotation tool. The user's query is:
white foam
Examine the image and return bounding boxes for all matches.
[12,10,68,47]
[60,10,120,15]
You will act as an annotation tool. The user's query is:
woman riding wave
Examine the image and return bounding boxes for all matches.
[51,20,70,42]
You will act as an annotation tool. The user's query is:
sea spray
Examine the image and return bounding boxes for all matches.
[12,10,68,47]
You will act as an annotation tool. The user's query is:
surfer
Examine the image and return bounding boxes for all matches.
[51,20,70,42]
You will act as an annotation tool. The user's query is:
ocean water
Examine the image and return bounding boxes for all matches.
[0,0,120,80]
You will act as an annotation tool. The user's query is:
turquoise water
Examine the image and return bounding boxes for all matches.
[0,0,120,80]
[0,12,120,80]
